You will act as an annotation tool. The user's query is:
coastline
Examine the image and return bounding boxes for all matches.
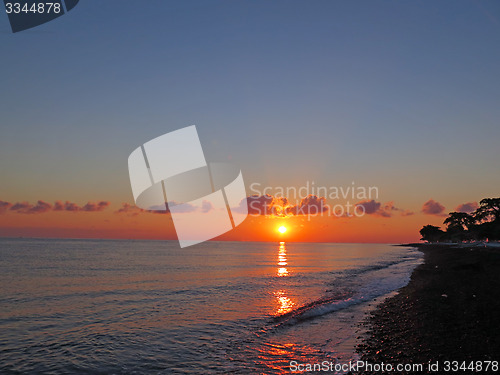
[357,243,500,372]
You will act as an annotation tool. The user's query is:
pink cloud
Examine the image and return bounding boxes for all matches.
[401,209,414,217]
[81,201,110,212]
[1,199,110,214]
[201,200,214,213]
[115,201,201,215]
[287,195,328,216]
[10,202,33,214]
[455,201,478,214]
[115,203,144,216]
[245,194,275,216]
[28,200,52,214]
[8,200,52,214]
[163,202,198,214]
[241,194,329,217]
[0,200,13,214]
[355,200,402,218]
[422,199,446,216]
[64,202,81,212]
[54,201,82,212]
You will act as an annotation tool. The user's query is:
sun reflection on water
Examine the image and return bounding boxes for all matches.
[274,290,294,315]
[254,341,327,373]
[274,242,295,315]
[277,242,288,276]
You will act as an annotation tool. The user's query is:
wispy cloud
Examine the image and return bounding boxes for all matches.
[9,200,52,214]
[114,201,213,216]
[241,194,328,217]
[235,194,412,219]
[0,199,111,214]
[115,203,144,216]
[354,199,410,218]
[0,200,13,213]
[81,201,110,212]
[400,209,414,217]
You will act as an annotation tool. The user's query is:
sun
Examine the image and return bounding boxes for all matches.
[278,226,287,234]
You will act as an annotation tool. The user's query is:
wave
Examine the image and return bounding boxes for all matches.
[329,254,421,280]
[269,258,421,329]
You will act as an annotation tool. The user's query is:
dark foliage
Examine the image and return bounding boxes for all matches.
[420,198,500,243]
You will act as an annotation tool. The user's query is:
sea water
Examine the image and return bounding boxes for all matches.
[0,239,422,374]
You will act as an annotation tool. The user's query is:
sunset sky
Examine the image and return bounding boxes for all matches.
[1,1,499,242]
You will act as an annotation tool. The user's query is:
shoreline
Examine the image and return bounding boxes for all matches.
[357,243,500,372]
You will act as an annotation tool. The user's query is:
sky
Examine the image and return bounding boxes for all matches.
[1,0,499,242]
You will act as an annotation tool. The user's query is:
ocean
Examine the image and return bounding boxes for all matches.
[0,238,422,374]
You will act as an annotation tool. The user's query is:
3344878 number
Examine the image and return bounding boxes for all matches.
[443,361,499,372]
[5,2,61,14]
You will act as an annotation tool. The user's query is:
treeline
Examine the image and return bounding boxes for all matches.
[420,198,500,243]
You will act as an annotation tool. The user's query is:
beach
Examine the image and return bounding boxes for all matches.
[358,244,500,373]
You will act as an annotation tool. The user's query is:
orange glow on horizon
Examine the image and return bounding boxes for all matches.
[0,203,426,243]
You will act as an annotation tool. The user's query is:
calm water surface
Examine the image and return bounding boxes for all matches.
[0,239,422,374]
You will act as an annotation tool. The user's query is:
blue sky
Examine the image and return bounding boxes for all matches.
[1,0,500,212]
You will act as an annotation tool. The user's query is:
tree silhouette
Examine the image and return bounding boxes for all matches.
[420,225,445,243]
[444,212,474,231]
[419,197,500,243]
[475,198,500,223]
[444,212,474,242]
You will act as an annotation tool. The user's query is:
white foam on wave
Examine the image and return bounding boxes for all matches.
[272,256,422,328]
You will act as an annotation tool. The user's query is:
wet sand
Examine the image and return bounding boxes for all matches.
[357,244,500,373]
